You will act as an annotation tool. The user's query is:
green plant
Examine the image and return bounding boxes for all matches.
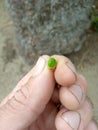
[91,16,98,32]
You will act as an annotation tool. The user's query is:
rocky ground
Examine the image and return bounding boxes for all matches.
[0,0,98,123]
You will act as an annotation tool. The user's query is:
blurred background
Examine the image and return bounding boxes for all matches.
[0,0,98,123]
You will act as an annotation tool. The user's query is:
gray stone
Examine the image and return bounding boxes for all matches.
[7,0,93,64]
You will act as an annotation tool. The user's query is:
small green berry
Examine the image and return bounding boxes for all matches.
[48,58,57,70]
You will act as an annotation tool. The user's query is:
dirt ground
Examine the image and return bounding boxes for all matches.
[0,0,98,124]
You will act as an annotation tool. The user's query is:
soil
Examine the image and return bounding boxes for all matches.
[0,0,98,123]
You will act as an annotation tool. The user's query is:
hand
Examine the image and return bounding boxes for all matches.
[0,55,97,130]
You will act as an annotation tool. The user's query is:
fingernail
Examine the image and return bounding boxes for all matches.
[69,85,83,103]
[32,57,46,77]
[66,61,77,81]
[62,111,81,130]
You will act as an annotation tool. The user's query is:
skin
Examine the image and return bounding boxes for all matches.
[0,55,97,130]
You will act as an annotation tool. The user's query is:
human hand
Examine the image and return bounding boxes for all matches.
[0,55,97,130]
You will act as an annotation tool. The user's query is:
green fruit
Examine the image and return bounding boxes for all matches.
[48,58,57,70]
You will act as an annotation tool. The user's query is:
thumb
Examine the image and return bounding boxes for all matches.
[0,55,55,130]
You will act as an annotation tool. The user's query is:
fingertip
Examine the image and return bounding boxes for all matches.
[55,116,73,130]
[59,87,80,110]
[51,55,77,87]
[55,108,72,130]
[59,74,88,110]
[55,63,76,86]
[76,74,87,92]
[86,120,98,130]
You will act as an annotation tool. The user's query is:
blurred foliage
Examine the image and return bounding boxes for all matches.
[90,0,98,32]
[91,16,98,32]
